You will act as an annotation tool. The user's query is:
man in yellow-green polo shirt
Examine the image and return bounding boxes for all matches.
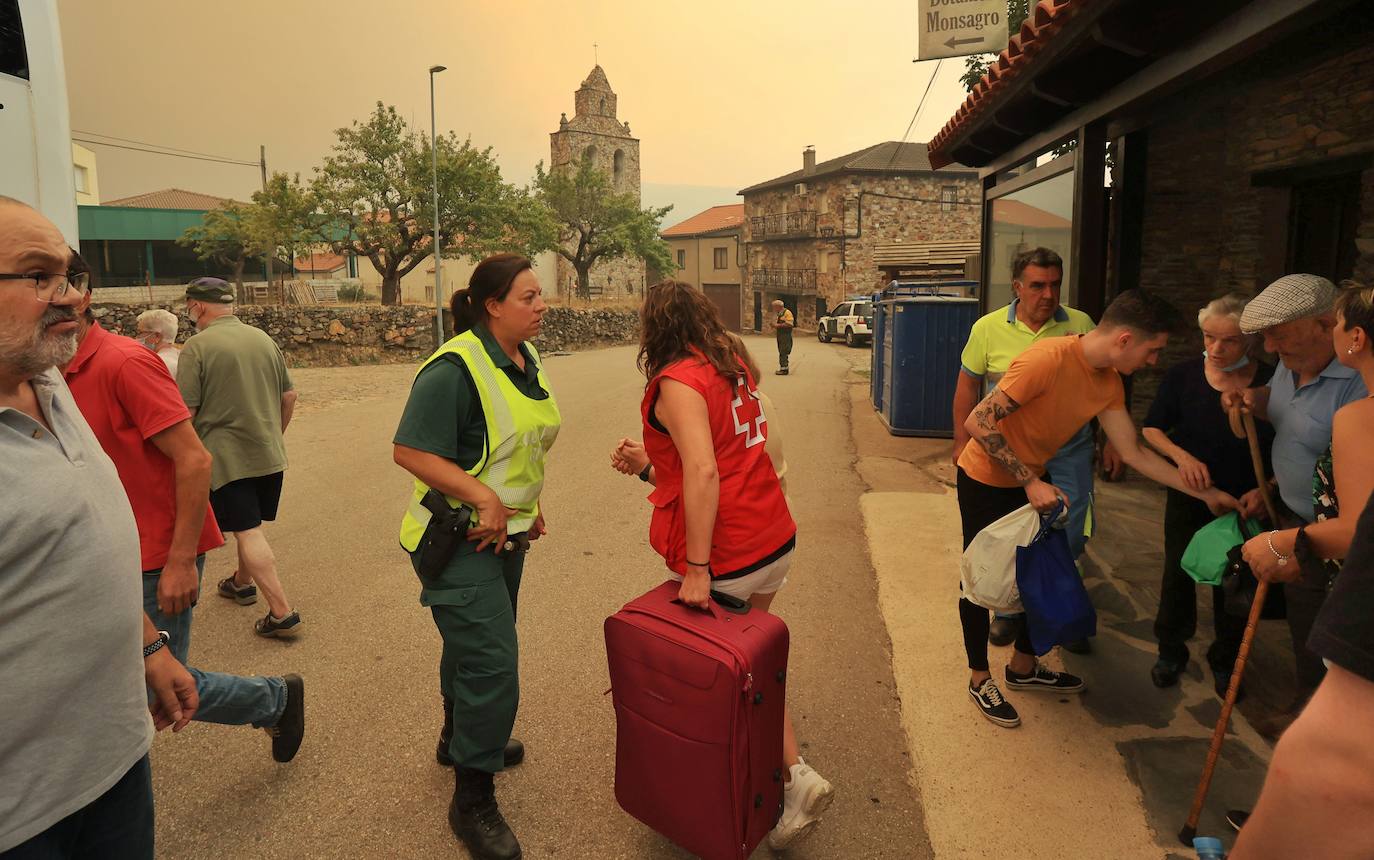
[952,247,1119,650]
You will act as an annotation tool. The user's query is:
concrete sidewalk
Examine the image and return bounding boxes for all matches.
[849,367,1278,858]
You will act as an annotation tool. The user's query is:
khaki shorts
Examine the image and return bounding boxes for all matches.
[669,550,792,601]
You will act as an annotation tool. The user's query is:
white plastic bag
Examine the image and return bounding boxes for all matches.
[959,503,1041,612]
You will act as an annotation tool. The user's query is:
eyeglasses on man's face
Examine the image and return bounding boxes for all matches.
[0,271,91,302]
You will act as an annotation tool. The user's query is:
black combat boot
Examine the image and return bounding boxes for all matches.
[449,766,522,860]
[437,698,525,767]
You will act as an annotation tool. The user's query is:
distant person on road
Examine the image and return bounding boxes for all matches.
[63,287,305,763]
[952,246,1119,655]
[176,277,301,638]
[1229,492,1374,860]
[134,308,182,376]
[393,253,561,860]
[957,289,1237,728]
[611,282,832,851]
[1142,293,1274,697]
[1221,273,1368,710]
[772,298,794,375]
[0,196,197,858]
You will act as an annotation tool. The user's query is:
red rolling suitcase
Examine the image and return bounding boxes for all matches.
[604,581,789,860]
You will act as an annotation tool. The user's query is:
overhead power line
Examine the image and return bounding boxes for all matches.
[72,133,258,167]
[888,58,944,169]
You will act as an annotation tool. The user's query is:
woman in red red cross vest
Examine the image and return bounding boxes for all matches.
[610,279,834,851]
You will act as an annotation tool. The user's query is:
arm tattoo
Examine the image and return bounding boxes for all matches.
[971,391,1033,484]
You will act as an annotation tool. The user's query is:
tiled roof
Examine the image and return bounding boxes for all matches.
[661,204,745,238]
[992,199,1071,229]
[738,141,973,196]
[928,0,1081,167]
[102,188,238,210]
[294,252,347,273]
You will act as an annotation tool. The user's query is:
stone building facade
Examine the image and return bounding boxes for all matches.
[1128,14,1374,417]
[739,142,981,330]
[549,65,646,299]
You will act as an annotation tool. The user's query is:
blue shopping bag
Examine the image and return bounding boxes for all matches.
[1015,503,1097,655]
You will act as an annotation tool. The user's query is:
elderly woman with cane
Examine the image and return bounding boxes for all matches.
[1142,293,1275,696]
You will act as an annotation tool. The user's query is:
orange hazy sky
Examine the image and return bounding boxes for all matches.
[58,0,974,211]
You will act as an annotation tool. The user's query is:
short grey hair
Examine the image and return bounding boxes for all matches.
[136,308,179,343]
[1197,292,1249,329]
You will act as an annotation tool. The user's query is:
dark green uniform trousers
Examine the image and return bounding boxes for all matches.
[415,539,524,774]
[777,329,793,369]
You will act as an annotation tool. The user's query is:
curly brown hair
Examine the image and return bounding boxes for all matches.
[638,280,740,382]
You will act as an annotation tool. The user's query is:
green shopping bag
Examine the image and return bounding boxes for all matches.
[1181,512,1264,585]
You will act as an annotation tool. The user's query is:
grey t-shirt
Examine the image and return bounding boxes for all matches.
[177,315,294,490]
[0,368,152,851]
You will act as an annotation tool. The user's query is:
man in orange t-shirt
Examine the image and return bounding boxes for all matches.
[957,289,1238,728]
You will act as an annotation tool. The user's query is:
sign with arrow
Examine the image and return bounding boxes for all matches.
[917,0,1009,61]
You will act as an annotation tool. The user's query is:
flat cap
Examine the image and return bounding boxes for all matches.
[184,277,235,303]
[1239,273,1337,334]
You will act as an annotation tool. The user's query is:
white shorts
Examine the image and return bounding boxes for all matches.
[669,550,792,601]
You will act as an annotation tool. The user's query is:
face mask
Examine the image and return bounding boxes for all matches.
[1204,350,1249,372]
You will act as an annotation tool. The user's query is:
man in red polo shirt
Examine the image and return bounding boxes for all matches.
[62,293,304,762]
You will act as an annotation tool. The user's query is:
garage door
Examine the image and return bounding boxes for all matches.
[702,283,741,332]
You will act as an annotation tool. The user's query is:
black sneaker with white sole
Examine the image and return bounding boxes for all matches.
[1005,661,1085,693]
[969,678,1020,727]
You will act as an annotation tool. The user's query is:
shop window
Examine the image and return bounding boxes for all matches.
[987,163,1075,312]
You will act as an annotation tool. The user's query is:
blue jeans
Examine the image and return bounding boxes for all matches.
[142,556,285,728]
[0,755,152,859]
[996,424,1096,622]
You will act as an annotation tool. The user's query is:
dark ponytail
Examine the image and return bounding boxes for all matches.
[450,253,533,335]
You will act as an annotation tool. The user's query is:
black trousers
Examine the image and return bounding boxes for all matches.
[956,467,1036,671]
[1286,564,1329,698]
[1153,489,1246,671]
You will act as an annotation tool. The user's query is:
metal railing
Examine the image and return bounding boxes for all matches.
[750,268,817,294]
[749,211,817,240]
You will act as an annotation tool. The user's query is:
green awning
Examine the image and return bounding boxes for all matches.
[78,205,208,241]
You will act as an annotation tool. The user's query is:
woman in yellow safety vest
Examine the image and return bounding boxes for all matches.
[393,253,560,860]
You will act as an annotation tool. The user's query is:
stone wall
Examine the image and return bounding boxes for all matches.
[742,170,982,328]
[92,303,641,367]
[1132,14,1374,416]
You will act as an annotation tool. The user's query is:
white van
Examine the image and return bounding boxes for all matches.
[0,0,78,243]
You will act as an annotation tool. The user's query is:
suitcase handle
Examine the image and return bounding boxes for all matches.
[671,591,751,617]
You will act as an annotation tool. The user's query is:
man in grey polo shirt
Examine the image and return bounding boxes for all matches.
[0,198,197,856]
[1231,273,1368,703]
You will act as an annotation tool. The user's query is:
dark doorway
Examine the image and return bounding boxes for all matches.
[1288,172,1362,282]
[753,291,762,331]
[703,284,742,332]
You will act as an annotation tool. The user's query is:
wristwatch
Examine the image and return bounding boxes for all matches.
[638,464,652,482]
[143,630,171,659]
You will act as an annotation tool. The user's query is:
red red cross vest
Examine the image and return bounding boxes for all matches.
[641,355,796,576]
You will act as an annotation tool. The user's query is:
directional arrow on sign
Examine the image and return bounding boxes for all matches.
[944,35,986,49]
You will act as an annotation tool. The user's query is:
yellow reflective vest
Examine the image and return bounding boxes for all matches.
[398,330,561,552]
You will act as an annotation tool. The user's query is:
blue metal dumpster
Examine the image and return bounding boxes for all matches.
[875,283,979,437]
[869,291,886,411]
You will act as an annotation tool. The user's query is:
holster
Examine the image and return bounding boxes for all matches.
[415,488,472,583]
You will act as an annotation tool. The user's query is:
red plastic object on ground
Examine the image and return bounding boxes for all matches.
[604,581,789,860]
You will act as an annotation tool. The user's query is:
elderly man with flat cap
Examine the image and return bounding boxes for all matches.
[177,278,301,638]
[1227,273,1368,706]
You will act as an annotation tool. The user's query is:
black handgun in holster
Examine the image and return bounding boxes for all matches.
[415,488,473,582]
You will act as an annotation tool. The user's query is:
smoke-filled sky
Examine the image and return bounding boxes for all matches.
[58,0,975,221]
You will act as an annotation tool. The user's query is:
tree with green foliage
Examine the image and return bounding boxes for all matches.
[310,102,548,306]
[178,202,257,290]
[960,0,1030,91]
[533,157,672,299]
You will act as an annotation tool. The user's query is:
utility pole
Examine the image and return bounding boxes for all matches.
[260,145,271,290]
[429,65,447,348]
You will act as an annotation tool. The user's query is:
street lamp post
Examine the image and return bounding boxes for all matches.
[429,64,447,348]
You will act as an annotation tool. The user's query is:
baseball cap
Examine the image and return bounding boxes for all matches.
[185,277,235,303]
[1239,273,1337,334]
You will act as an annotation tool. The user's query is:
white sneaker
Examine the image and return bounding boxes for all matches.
[766,757,834,851]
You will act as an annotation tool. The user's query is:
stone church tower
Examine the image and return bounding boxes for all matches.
[550,65,645,298]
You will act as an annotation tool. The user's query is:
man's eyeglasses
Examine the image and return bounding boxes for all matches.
[0,271,91,302]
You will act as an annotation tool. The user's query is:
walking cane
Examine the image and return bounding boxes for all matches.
[1178,404,1279,845]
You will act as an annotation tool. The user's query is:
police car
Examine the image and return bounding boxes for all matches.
[817,299,874,347]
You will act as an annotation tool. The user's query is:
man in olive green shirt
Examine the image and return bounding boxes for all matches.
[177,278,301,638]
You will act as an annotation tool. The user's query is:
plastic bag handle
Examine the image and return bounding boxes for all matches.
[1031,500,1067,544]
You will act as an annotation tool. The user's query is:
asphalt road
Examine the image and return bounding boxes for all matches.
[150,334,933,859]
